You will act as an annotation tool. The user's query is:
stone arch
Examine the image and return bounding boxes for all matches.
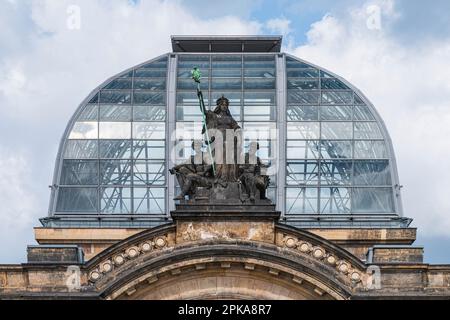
[84,224,368,300]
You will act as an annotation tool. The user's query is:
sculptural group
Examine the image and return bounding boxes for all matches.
[170,95,271,204]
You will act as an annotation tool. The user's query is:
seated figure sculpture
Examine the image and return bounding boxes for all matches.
[238,143,270,203]
[170,158,214,201]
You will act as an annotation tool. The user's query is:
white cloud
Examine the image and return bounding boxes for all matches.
[0,147,38,229]
[266,17,292,36]
[0,0,262,263]
[290,0,450,236]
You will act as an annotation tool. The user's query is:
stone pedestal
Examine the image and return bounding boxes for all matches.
[171,203,280,245]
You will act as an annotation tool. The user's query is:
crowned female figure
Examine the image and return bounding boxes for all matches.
[200,95,241,184]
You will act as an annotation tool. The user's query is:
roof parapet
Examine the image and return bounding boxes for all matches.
[171,35,282,53]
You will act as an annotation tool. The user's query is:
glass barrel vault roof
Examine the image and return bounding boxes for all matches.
[45,47,408,229]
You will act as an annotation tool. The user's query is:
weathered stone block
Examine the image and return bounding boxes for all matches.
[27,245,84,264]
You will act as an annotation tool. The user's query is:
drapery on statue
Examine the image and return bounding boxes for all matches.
[169,67,271,204]
[201,95,240,183]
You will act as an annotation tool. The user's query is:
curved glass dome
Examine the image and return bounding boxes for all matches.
[45,42,407,229]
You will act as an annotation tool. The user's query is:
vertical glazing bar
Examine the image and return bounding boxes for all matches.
[276,53,286,217]
[166,54,178,215]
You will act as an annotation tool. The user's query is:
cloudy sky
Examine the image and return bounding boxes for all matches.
[1,0,450,263]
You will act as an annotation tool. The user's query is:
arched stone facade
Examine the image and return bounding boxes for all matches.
[83,219,367,300]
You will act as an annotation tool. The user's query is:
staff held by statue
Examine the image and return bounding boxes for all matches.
[191,67,216,177]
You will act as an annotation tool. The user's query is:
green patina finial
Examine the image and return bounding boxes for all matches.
[191,67,202,83]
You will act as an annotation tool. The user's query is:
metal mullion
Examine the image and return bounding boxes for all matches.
[97,97,101,214]
[241,54,244,123]
[130,66,136,215]
[317,72,322,214]
[167,54,177,214]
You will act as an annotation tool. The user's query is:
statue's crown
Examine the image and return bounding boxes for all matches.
[216,95,229,106]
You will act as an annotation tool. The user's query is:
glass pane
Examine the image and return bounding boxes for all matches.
[69,122,98,139]
[286,187,318,214]
[60,160,98,185]
[104,79,132,90]
[99,105,132,121]
[211,78,242,90]
[286,69,319,78]
[244,55,274,68]
[100,91,131,104]
[244,92,275,106]
[133,140,165,159]
[212,55,242,68]
[321,122,353,139]
[133,91,165,105]
[244,104,274,121]
[243,122,276,140]
[133,188,165,214]
[321,91,353,104]
[286,161,319,185]
[141,58,167,68]
[244,91,275,106]
[99,140,132,159]
[100,160,132,185]
[133,161,165,186]
[100,187,131,214]
[354,122,383,139]
[352,187,394,213]
[321,78,349,90]
[287,79,318,90]
[177,78,209,90]
[132,122,165,140]
[320,71,334,78]
[175,122,203,141]
[119,70,133,78]
[99,122,131,139]
[134,78,166,90]
[320,160,352,185]
[354,105,375,120]
[354,94,365,105]
[244,69,275,78]
[287,140,320,159]
[287,90,320,104]
[320,106,352,120]
[286,57,311,68]
[134,69,166,78]
[64,140,98,159]
[56,187,98,212]
[354,141,388,159]
[133,105,166,121]
[176,105,202,121]
[77,104,98,121]
[353,160,391,185]
[320,187,351,213]
[287,105,318,121]
[177,91,209,107]
[89,93,99,103]
[212,69,242,77]
[320,140,352,159]
[287,122,320,139]
[178,55,210,69]
[244,78,275,89]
